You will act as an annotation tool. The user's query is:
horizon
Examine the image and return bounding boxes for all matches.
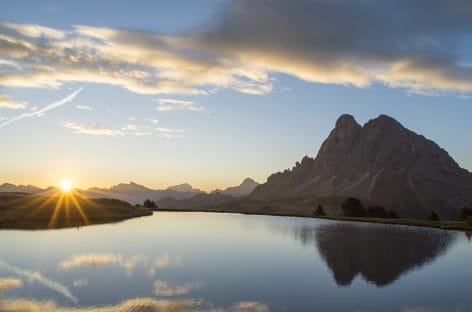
[1,0,472,191]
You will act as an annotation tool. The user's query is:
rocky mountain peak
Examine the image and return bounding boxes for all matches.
[249,114,472,219]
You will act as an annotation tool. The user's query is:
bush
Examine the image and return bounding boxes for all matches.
[367,206,389,218]
[314,204,325,216]
[387,210,399,219]
[459,208,472,221]
[143,199,158,209]
[341,197,366,217]
[427,211,440,221]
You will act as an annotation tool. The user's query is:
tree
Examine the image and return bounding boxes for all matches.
[314,204,325,216]
[427,211,440,221]
[143,199,158,209]
[341,197,366,217]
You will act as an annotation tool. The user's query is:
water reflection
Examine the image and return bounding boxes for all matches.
[313,223,456,286]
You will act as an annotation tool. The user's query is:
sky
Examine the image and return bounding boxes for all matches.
[0,0,471,191]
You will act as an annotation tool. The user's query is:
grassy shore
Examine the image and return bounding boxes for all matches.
[158,205,472,232]
[0,192,152,230]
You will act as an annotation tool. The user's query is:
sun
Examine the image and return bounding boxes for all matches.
[59,180,73,192]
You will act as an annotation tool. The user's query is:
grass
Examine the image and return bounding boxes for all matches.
[158,199,472,232]
[0,192,152,230]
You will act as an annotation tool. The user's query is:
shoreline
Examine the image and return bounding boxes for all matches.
[156,207,472,232]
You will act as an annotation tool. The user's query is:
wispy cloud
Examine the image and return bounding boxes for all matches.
[76,104,92,110]
[59,253,139,274]
[157,99,206,112]
[3,21,66,39]
[0,258,78,304]
[156,127,184,139]
[154,280,202,297]
[63,122,125,136]
[0,91,26,109]
[72,278,88,287]
[0,88,81,127]
[147,254,182,276]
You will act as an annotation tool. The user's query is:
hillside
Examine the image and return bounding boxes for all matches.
[0,192,152,229]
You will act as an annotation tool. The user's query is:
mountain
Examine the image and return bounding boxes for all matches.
[0,183,44,194]
[157,192,237,210]
[166,183,201,193]
[84,182,201,204]
[212,178,259,197]
[249,114,472,219]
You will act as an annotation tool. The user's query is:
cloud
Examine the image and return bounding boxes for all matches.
[0,297,269,312]
[0,88,81,127]
[76,104,92,110]
[0,92,26,109]
[154,280,202,297]
[0,259,78,304]
[59,253,140,274]
[157,98,207,112]
[156,127,184,139]
[63,122,124,136]
[3,21,66,39]
[62,121,180,137]
[0,277,22,291]
[147,254,182,276]
[1,1,471,96]
[72,278,88,287]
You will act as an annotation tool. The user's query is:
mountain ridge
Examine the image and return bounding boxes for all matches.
[249,114,472,219]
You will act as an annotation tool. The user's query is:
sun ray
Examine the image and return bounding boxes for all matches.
[48,193,65,228]
[69,191,90,225]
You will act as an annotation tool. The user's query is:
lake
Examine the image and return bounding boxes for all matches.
[0,211,471,311]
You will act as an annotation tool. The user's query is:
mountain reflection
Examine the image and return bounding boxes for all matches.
[315,224,456,286]
[292,223,456,287]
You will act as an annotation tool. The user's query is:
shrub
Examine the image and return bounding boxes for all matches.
[341,197,366,217]
[459,208,472,221]
[367,206,389,218]
[143,199,158,209]
[387,210,399,219]
[427,211,440,221]
[314,204,325,216]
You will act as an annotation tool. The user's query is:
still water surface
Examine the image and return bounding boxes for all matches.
[0,212,471,311]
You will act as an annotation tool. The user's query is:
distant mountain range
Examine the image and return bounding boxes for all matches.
[3,114,471,220]
[0,178,259,205]
[249,114,472,219]
[0,183,43,194]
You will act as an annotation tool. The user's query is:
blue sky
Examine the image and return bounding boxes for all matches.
[1,0,471,190]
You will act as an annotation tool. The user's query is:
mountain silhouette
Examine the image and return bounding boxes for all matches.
[0,183,44,194]
[313,223,455,286]
[249,114,472,219]
[212,178,259,197]
[85,182,201,204]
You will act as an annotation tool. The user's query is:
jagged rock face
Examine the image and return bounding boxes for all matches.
[249,114,472,219]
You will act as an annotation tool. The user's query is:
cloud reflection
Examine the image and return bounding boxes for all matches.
[0,297,269,312]
[154,280,202,297]
[59,253,140,274]
[0,259,78,304]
